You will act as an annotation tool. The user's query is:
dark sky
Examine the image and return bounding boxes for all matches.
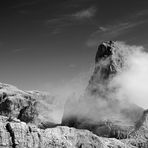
[0,0,148,91]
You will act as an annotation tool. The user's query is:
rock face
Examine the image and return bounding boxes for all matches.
[0,83,62,128]
[88,41,121,95]
[0,83,37,123]
[0,115,134,148]
[124,110,148,147]
[87,41,130,95]
[62,41,143,139]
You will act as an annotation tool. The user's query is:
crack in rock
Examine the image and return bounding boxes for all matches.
[6,123,16,148]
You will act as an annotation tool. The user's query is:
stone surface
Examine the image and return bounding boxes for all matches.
[0,115,133,148]
[0,83,62,128]
[123,110,148,147]
[87,41,132,95]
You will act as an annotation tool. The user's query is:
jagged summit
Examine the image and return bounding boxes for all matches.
[95,41,114,63]
[87,41,130,95]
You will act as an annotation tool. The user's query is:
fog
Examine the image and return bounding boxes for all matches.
[111,43,148,109]
[60,42,148,125]
[45,41,148,126]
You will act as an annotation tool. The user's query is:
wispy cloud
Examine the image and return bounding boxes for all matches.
[69,64,77,69]
[72,7,96,20]
[46,17,73,34]
[86,9,148,47]
[95,21,144,35]
[46,7,96,34]
[134,9,148,17]
[86,20,146,47]
[99,26,108,32]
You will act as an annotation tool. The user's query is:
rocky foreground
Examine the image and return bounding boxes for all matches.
[0,115,135,148]
[0,81,136,148]
[0,41,148,147]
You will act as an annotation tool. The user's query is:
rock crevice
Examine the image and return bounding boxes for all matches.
[6,123,16,148]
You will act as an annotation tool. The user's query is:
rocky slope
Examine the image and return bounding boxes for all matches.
[0,115,135,148]
[123,110,148,147]
[0,83,62,128]
[0,82,135,148]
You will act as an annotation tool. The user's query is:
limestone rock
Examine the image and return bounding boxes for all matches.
[0,115,133,148]
[123,110,148,147]
[0,83,62,128]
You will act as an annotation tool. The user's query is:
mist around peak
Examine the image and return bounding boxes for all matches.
[62,41,148,138]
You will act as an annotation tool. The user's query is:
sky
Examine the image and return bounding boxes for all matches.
[0,0,148,92]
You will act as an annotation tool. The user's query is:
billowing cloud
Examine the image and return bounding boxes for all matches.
[62,42,148,126]
[110,42,148,109]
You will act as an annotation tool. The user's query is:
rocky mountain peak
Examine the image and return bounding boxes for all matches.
[87,41,130,95]
[95,41,114,63]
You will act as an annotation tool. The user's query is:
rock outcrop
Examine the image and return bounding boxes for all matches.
[0,115,134,148]
[123,110,148,147]
[0,83,62,128]
[87,41,128,95]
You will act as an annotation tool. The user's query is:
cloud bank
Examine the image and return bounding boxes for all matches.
[111,43,148,109]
